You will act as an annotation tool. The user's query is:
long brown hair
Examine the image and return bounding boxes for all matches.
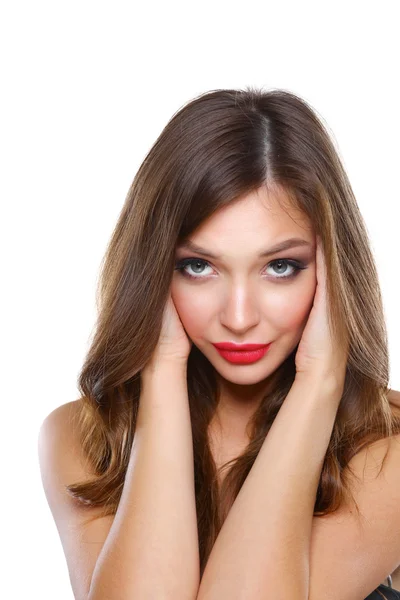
[67,86,400,577]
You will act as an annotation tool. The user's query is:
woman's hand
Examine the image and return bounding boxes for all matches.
[294,236,349,396]
[147,294,193,369]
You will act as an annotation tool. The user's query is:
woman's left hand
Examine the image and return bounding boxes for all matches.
[294,235,349,396]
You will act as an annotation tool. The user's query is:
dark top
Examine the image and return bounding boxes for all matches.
[365,584,400,599]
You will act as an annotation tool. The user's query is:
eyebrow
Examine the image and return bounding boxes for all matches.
[177,237,313,259]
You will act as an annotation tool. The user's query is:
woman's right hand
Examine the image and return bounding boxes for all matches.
[145,294,192,371]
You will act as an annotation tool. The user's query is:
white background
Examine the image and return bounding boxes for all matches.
[1,1,399,598]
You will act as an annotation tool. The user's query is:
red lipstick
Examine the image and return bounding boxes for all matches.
[212,342,272,364]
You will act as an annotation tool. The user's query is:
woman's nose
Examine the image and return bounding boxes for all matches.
[219,285,261,334]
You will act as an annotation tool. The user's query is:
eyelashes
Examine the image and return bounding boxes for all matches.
[174,257,308,281]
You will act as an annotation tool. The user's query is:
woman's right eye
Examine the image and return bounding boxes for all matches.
[174,258,213,279]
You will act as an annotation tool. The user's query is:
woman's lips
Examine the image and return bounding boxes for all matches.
[212,342,272,364]
[213,342,269,351]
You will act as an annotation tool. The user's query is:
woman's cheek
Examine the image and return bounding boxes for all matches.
[266,285,315,332]
[171,285,210,339]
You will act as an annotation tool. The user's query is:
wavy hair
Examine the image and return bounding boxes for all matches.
[66,87,400,579]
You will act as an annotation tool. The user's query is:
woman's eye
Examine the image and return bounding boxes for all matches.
[174,258,213,279]
[174,257,308,281]
[265,259,306,279]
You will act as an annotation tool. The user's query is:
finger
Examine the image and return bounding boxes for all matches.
[315,235,327,299]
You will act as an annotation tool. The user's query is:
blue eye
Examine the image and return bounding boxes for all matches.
[174,258,213,279]
[174,258,308,281]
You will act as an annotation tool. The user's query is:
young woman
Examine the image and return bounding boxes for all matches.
[38,87,400,600]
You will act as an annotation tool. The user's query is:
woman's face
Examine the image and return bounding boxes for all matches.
[171,185,317,389]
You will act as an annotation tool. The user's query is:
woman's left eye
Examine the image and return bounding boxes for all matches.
[174,258,308,280]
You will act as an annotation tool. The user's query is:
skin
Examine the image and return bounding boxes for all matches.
[171,184,317,457]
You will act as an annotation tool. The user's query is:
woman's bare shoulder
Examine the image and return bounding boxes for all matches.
[38,399,86,466]
[42,398,82,425]
[38,398,114,600]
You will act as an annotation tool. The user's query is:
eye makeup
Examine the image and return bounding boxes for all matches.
[174,257,308,282]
